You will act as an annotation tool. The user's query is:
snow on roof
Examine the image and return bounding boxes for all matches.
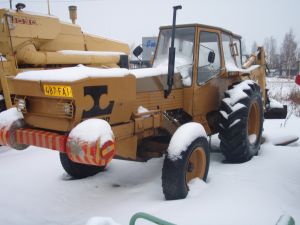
[58,50,126,56]
[15,65,170,82]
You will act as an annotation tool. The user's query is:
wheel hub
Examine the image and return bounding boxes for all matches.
[185,147,206,183]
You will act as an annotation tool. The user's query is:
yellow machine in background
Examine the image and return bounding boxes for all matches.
[0,3,129,109]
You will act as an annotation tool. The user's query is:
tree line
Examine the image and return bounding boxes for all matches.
[249,29,299,77]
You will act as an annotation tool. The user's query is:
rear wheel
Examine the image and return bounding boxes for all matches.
[219,81,263,163]
[59,153,106,179]
[162,137,210,200]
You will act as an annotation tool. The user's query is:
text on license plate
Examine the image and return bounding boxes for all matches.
[43,85,73,97]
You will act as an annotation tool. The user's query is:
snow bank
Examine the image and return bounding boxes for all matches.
[168,122,207,161]
[226,62,259,73]
[85,217,120,225]
[266,77,300,117]
[0,107,23,127]
[58,50,125,56]
[69,119,113,147]
[269,98,284,109]
[272,135,298,146]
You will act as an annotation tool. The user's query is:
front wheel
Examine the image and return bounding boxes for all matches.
[162,137,210,200]
[59,153,106,179]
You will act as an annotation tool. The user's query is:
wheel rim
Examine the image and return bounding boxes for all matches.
[185,147,206,184]
[247,101,260,145]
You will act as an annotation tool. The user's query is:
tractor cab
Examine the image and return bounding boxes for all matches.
[152,24,244,88]
[147,24,245,133]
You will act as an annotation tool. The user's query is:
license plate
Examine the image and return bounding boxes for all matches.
[43,85,73,98]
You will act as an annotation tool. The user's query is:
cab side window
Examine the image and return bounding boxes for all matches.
[198,32,221,84]
[222,33,242,69]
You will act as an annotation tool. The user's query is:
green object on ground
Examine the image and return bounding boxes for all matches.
[129,212,176,225]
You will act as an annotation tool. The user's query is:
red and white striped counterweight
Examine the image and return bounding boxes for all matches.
[0,118,116,167]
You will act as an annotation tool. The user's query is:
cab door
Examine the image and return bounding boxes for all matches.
[192,28,227,134]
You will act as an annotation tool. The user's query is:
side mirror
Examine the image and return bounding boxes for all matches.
[16,3,26,11]
[208,51,215,64]
[133,46,143,58]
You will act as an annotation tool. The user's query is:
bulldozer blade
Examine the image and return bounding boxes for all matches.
[264,105,287,119]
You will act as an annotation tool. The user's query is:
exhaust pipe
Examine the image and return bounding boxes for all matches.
[68,5,77,24]
[165,5,182,98]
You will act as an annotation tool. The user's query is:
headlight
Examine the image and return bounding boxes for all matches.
[62,102,74,117]
[15,97,27,112]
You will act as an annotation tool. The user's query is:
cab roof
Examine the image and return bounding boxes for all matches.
[160,23,242,39]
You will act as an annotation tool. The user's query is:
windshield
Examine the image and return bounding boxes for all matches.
[153,27,195,67]
[153,27,195,86]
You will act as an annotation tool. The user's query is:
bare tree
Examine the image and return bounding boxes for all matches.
[263,36,277,69]
[280,29,298,78]
[251,41,258,54]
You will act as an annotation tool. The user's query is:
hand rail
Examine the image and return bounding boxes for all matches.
[129,212,175,225]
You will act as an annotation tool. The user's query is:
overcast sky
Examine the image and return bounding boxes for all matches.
[0,0,299,53]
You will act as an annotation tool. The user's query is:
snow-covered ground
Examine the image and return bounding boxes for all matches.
[0,116,299,225]
[267,77,300,117]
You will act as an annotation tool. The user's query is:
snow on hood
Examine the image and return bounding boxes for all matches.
[0,107,23,127]
[15,65,129,82]
[15,65,170,82]
[58,50,126,56]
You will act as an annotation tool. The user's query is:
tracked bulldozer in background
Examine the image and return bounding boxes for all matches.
[0,4,287,200]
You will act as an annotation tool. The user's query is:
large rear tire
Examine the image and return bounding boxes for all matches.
[59,153,106,179]
[219,81,263,163]
[162,137,210,200]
